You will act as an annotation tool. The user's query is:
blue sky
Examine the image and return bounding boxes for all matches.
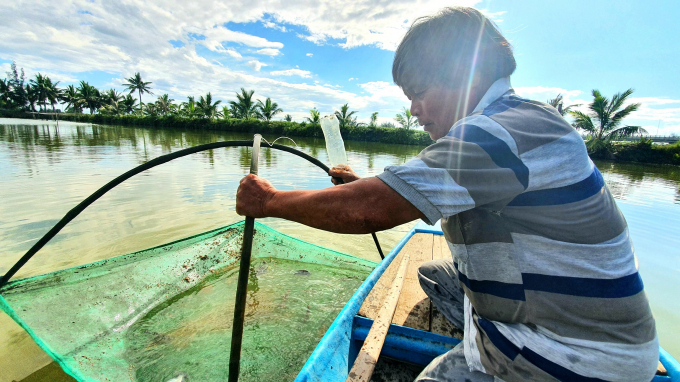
[1,0,679,133]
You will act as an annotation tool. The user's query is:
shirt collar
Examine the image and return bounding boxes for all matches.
[472,77,512,113]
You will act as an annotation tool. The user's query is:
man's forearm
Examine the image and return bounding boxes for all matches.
[264,177,423,234]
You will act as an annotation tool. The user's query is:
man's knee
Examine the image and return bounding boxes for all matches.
[418,259,455,283]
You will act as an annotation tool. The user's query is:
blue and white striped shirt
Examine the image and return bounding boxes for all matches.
[377,77,658,382]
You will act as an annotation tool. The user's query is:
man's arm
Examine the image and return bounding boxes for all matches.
[236,174,424,234]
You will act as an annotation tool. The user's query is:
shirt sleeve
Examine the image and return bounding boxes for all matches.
[377,116,528,225]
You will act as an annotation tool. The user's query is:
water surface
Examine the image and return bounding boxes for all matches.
[0,118,678,380]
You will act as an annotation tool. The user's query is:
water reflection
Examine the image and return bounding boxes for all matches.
[1,118,679,378]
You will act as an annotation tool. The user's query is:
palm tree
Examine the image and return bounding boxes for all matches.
[0,79,10,108]
[123,72,153,106]
[29,74,48,111]
[180,96,197,118]
[221,106,231,120]
[77,81,102,114]
[61,85,82,113]
[256,97,283,122]
[155,94,174,115]
[196,92,222,120]
[370,112,379,127]
[122,94,137,114]
[334,104,357,129]
[44,77,61,112]
[305,108,320,123]
[229,88,258,119]
[395,107,418,129]
[570,89,646,142]
[25,84,39,112]
[547,94,579,116]
[284,114,293,122]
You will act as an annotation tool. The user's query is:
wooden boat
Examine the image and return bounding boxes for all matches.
[295,221,680,382]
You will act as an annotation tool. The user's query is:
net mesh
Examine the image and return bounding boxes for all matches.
[0,222,375,381]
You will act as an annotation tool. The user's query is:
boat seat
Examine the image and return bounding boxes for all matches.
[358,233,463,339]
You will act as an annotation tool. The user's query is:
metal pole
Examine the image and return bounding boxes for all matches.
[228,134,262,382]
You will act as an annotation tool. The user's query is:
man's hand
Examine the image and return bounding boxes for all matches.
[329,165,361,185]
[236,174,276,218]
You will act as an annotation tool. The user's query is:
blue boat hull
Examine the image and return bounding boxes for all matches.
[296,222,680,382]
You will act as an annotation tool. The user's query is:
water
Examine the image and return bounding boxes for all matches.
[125,257,365,382]
[0,118,679,380]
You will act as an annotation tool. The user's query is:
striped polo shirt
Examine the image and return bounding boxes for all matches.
[377,77,658,381]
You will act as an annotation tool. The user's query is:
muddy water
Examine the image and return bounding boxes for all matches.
[1,118,679,380]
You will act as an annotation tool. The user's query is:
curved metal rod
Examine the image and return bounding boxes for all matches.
[1,140,384,288]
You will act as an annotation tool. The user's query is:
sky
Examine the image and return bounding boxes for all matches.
[1,0,679,134]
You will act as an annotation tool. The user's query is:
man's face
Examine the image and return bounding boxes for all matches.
[406,83,476,141]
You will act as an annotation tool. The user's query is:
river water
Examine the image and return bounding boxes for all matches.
[1,118,678,380]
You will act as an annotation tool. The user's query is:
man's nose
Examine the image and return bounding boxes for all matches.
[410,100,420,117]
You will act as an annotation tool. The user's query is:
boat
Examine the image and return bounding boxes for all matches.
[295,221,680,382]
[2,219,678,381]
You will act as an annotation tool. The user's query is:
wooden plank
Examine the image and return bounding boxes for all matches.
[432,235,450,261]
[347,253,410,382]
[391,234,433,330]
[358,245,406,320]
[429,235,464,338]
[358,233,434,332]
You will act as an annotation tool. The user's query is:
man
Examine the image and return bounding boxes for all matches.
[236,7,658,382]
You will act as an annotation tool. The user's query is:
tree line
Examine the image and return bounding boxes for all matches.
[0,62,419,129]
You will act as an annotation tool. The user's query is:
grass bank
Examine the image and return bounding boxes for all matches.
[0,110,434,146]
[3,111,679,166]
[589,140,680,166]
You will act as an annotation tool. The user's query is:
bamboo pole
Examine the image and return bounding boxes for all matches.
[228,135,262,382]
[346,253,411,382]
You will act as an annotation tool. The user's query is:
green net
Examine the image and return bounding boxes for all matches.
[0,222,376,382]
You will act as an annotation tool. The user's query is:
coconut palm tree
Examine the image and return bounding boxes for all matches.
[123,72,153,106]
[395,107,417,129]
[221,106,231,120]
[570,89,646,142]
[547,94,579,116]
[155,94,175,115]
[25,84,39,112]
[122,94,137,114]
[29,74,48,111]
[61,85,82,113]
[256,97,283,122]
[229,88,258,119]
[0,79,10,108]
[44,77,61,112]
[334,104,357,129]
[180,96,197,118]
[305,108,320,123]
[77,81,102,114]
[196,92,222,120]
[370,112,379,127]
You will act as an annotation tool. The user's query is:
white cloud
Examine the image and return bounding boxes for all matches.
[225,49,242,58]
[263,20,287,32]
[348,78,355,81]
[270,69,312,78]
[246,60,267,71]
[306,53,313,57]
[256,48,281,56]
[201,26,283,52]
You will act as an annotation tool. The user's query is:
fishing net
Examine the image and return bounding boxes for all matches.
[0,222,376,382]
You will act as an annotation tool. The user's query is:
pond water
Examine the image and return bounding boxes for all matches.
[0,118,678,380]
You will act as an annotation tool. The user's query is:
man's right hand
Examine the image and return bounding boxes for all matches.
[329,165,361,185]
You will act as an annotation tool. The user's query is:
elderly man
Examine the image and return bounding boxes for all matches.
[236,7,658,382]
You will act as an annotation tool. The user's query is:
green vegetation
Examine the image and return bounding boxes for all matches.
[2,62,678,160]
[570,88,646,158]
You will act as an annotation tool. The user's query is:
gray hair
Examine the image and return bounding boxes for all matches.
[392,7,516,94]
